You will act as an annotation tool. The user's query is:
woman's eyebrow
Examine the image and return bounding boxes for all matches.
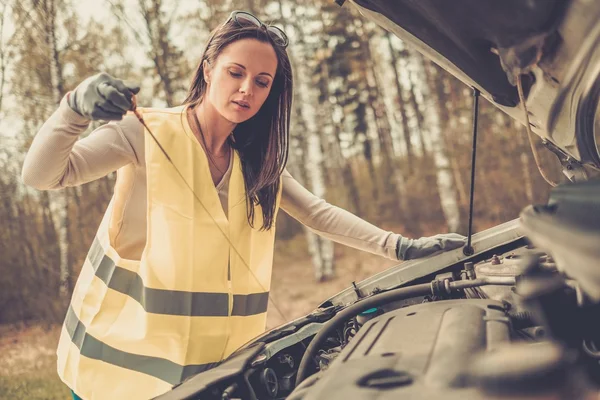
[230,62,273,79]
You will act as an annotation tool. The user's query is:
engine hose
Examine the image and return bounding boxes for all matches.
[295,283,432,386]
[509,310,537,330]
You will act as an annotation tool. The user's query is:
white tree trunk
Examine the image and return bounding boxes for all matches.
[292,44,335,280]
[47,7,71,298]
[421,91,462,232]
[430,131,462,232]
[49,190,70,297]
[408,52,462,233]
[305,133,334,280]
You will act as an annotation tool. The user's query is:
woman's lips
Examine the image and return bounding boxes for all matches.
[232,100,250,110]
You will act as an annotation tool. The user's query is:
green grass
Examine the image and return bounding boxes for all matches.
[0,324,70,400]
[0,373,70,400]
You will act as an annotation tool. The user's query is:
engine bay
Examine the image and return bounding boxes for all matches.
[156,180,600,400]
[157,248,597,399]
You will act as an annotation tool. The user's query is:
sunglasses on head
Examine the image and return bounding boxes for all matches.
[227,10,289,48]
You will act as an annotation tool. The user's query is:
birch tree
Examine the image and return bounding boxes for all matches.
[0,1,10,117]
[11,0,76,298]
[355,20,405,216]
[10,0,130,308]
[417,60,462,232]
[424,63,470,222]
[386,34,415,175]
[287,2,335,280]
[109,0,191,106]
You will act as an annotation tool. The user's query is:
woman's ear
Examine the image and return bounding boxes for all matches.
[203,60,211,84]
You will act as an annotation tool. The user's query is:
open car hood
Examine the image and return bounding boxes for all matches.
[348,0,600,170]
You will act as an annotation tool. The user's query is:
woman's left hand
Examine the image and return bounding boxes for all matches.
[397,233,466,261]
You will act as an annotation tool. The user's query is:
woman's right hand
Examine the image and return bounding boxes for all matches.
[397,233,467,261]
[67,72,140,120]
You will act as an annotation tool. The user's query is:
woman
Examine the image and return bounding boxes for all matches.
[22,11,465,400]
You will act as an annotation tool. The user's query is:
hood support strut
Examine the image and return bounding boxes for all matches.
[464,88,480,256]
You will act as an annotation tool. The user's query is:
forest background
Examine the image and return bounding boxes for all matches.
[0,0,567,397]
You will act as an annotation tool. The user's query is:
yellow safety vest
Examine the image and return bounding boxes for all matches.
[56,106,281,399]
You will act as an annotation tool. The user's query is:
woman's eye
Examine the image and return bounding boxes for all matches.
[228,71,242,78]
[256,80,269,88]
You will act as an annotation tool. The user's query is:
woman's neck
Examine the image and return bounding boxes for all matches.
[194,101,236,155]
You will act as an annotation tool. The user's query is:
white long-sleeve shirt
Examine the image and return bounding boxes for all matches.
[22,96,401,261]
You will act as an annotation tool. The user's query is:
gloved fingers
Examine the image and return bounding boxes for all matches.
[432,233,466,240]
[109,78,141,98]
[434,233,467,250]
[90,106,124,121]
[96,82,134,111]
[123,80,141,95]
[440,238,466,250]
[94,97,125,115]
[402,233,467,261]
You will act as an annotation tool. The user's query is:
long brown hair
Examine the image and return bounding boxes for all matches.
[182,17,292,231]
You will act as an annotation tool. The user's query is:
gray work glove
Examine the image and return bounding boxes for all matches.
[397,233,467,261]
[67,72,140,121]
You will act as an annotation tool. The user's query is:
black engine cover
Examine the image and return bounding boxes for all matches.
[303,299,510,399]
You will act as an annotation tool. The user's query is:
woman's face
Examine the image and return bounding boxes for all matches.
[204,38,278,124]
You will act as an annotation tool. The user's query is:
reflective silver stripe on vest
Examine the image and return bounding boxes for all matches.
[232,292,269,316]
[87,238,269,317]
[64,305,218,385]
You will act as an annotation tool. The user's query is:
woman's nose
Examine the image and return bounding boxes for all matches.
[239,78,253,96]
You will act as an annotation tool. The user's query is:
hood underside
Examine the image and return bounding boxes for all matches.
[353,0,567,107]
[349,0,600,169]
